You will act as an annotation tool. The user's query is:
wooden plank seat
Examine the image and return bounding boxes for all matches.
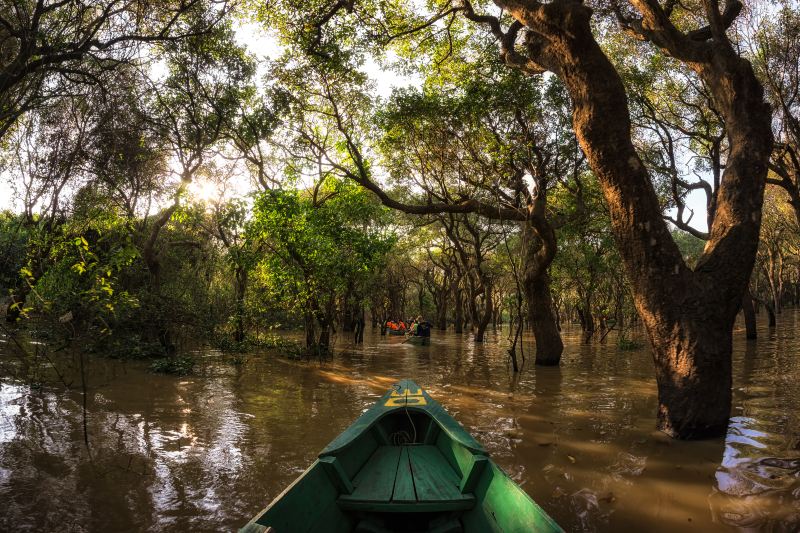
[337,445,476,513]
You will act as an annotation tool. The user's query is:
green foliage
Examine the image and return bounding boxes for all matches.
[0,212,29,290]
[249,332,301,350]
[671,230,706,267]
[23,212,140,332]
[90,334,167,360]
[212,334,248,353]
[249,178,396,320]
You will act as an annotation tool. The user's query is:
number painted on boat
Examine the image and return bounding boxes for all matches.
[384,389,427,407]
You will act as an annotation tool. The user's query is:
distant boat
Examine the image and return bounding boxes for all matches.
[240,379,562,533]
[404,335,430,346]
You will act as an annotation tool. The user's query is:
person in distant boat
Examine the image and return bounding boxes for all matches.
[413,316,431,337]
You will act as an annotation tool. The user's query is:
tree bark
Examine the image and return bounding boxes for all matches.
[234,266,248,343]
[304,311,316,350]
[521,222,563,365]
[741,289,757,340]
[436,300,448,330]
[494,0,772,438]
[354,306,365,343]
[473,283,493,342]
[452,279,464,334]
[527,274,562,364]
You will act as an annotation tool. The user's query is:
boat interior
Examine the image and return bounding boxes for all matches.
[318,408,487,533]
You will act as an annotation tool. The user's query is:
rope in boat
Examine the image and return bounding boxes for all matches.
[388,383,418,445]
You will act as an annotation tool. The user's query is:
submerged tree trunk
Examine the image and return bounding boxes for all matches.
[521,222,563,365]
[742,289,757,340]
[234,267,248,343]
[453,280,464,334]
[432,282,449,330]
[527,274,562,365]
[764,300,777,328]
[466,278,480,334]
[647,307,734,438]
[579,303,595,343]
[473,283,493,342]
[436,302,448,330]
[304,311,316,350]
[354,306,365,344]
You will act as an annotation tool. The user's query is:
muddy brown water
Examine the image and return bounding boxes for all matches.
[1,313,799,532]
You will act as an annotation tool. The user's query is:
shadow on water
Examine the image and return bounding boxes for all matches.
[0,312,798,531]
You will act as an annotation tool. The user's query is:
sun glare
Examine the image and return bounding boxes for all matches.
[189,179,222,203]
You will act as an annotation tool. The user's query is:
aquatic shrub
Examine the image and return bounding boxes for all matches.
[91,333,166,359]
[251,333,299,350]
[212,333,248,353]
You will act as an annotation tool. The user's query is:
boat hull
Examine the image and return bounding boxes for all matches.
[241,380,562,533]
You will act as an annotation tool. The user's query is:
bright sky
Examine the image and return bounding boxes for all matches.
[0,179,12,210]
[664,150,711,235]
[671,188,709,234]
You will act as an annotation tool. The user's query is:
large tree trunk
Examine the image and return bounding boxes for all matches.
[521,222,563,365]
[527,274,563,365]
[473,283,493,342]
[579,302,594,342]
[647,308,733,438]
[304,296,334,356]
[431,280,449,330]
[436,298,448,330]
[497,0,772,438]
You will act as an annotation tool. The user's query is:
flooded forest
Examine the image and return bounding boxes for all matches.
[1,0,799,531]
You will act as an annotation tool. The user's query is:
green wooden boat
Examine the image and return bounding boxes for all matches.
[241,380,562,533]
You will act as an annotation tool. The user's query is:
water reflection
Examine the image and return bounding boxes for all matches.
[0,312,798,531]
[710,318,800,531]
